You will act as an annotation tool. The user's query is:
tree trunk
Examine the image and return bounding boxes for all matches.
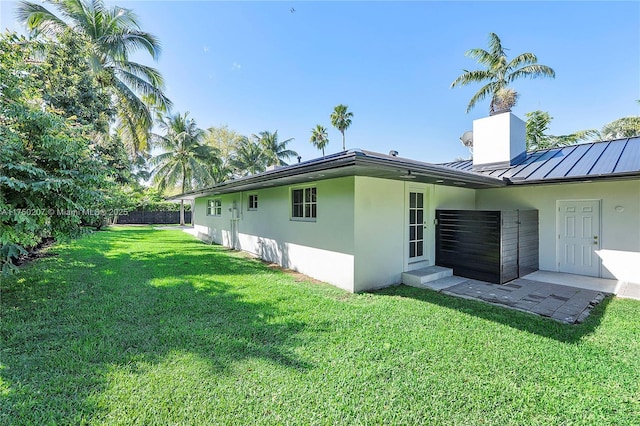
[341,131,345,151]
[180,165,186,226]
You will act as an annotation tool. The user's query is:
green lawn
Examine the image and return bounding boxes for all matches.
[1,227,639,425]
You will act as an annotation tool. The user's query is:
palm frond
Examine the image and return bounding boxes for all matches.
[16,1,68,37]
[508,64,556,82]
[507,52,538,70]
[450,69,494,88]
[466,82,495,113]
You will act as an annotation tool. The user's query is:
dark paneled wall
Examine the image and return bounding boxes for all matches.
[436,210,539,284]
[116,211,192,225]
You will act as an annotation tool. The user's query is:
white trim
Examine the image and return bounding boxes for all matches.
[247,194,258,211]
[556,199,602,277]
[289,185,317,222]
[405,184,429,265]
[206,198,222,216]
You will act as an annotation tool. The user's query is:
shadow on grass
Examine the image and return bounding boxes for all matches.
[0,227,311,423]
[372,284,612,344]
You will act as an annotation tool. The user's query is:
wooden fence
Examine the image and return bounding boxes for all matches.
[115,210,192,225]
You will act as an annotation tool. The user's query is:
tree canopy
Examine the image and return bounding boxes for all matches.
[330,104,353,151]
[17,0,171,154]
[451,33,555,114]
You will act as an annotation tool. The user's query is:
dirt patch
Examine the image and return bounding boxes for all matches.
[263,262,322,283]
[14,237,58,266]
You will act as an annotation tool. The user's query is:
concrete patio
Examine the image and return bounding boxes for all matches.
[403,269,639,324]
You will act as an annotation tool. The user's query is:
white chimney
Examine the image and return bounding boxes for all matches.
[472,112,526,170]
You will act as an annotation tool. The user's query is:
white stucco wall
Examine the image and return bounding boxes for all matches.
[193,177,356,292]
[475,179,640,283]
[353,177,405,292]
[351,178,476,292]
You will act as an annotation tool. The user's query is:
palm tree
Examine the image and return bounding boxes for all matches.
[231,136,269,176]
[309,125,329,156]
[451,32,555,114]
[525,110,598,151]
[330,104,353,151]
[150,112,215,225]
[255,130,297,166]
[17,0,171,154]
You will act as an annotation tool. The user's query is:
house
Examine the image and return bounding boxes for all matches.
[171,113,640,293]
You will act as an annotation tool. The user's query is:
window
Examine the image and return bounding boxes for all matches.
[291,187,316,220]
[248,194,258,211]
[207,199,221,216]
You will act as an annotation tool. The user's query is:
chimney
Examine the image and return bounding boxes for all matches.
[472,112,526,171]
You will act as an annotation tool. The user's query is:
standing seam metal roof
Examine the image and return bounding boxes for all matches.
[439,137,640,183]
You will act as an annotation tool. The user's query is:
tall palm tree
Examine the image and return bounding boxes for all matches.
[150,112,215,225]
[451,32,555,114]
[255,130,297,166]
[231,136,269,176]
[330,104,353,151]
[17,0,171,154]
[309,124,329,156]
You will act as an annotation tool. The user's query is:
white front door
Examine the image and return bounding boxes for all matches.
[406,187,428,264]
[557,200,601,277]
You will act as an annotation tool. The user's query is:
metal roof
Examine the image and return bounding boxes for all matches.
[169,149,506,201]
[440,137,640,184]
[169,137,640,201]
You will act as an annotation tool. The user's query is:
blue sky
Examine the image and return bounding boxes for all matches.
[1,1,639,163]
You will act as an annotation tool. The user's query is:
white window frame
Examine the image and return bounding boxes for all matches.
[207,199,222,216]
[291,186,317,221]
[248,194,258,211]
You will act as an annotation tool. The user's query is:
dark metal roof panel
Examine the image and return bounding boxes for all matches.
[589,140,626,174]
[567,141,610,177]
[513,148,567,180]
[615,138,640,173]
[439,136,640,184]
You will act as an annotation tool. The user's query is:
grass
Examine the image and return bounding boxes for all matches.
[1,227,639,425]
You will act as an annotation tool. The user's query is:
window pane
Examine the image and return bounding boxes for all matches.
[410,242,416,258]
[417,193,423,208]
[293,204,302,217]
[417,243,423,257]
[410,193,416,208]
[310,187,316,202]
[311,204,317,218]
[417,226,423,240]
[305,204,311,217]
[410,210,416,225]
[305,188,311,202]
[293,189,302,203]
[417,210,424,224]
[410,226,416,240]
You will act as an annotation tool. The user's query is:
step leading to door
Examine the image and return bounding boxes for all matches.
[402,266,453,288]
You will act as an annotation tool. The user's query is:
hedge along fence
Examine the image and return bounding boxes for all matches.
[115,210,192,225]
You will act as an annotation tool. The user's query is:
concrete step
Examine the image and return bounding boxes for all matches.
[402,266,453,288]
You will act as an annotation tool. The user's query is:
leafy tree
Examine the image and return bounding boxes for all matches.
[256,130,297,166]
[330,104,353,151]
[0,32,119,272]
[231,136,269,176]
[451,32,555,114]
[525,110,598,151]
[309,124,330,156]
[600,116,640,139]
[204,125,243,159]
[203,125,244,183]
[17,0,171,154]
[150,112,216,225]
